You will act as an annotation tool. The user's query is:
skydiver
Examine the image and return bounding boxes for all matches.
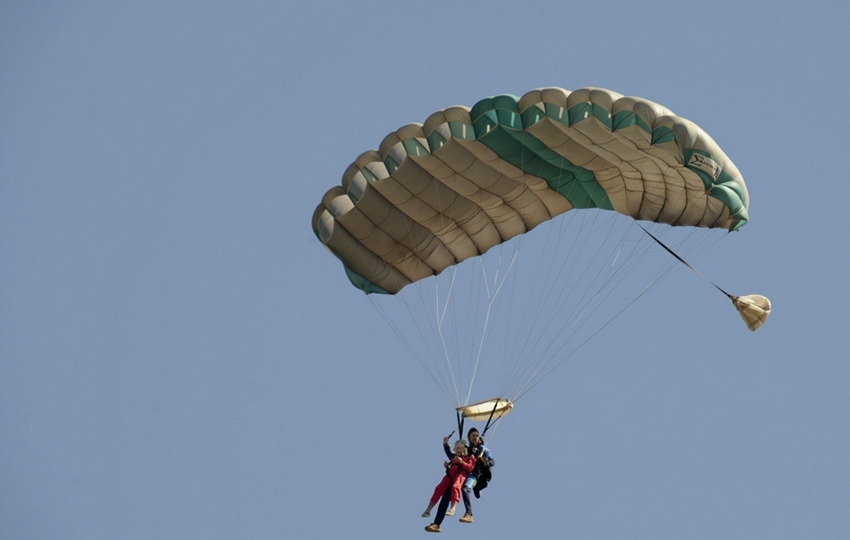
[458,427,494,523]
[422,437,475,533]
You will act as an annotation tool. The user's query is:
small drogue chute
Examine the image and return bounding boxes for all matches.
[731,294,772,331]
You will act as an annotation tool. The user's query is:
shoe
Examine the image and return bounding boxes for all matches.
[446,506,456,516]
[425,523,441,533]
[421,511,430,518]
[460,513,474,523]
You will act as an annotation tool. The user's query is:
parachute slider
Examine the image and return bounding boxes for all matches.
[457,398,514,421]
[731,294,771,331]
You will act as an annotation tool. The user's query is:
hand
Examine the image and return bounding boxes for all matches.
[442,436,450,445]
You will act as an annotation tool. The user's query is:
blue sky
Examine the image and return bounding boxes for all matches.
[2,1,848,539]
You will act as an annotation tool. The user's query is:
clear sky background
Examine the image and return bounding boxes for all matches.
[2,1,848,539]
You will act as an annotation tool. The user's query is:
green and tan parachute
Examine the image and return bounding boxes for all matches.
[312,87,769,425]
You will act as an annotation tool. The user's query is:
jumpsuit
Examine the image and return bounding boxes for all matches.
[428,446,476,506]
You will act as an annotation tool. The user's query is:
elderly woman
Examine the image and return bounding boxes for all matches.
[422,437,476,531]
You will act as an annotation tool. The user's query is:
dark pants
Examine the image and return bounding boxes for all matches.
[433,485,452,526]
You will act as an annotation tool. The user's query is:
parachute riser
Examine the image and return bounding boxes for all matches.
[480,399,500,438]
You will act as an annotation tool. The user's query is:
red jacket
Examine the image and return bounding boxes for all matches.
[443,445,476,477]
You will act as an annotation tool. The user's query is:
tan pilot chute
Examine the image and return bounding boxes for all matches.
[732,294,771,331]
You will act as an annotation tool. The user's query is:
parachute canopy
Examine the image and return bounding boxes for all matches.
[311,86,763,418]
[312,87,749,295]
